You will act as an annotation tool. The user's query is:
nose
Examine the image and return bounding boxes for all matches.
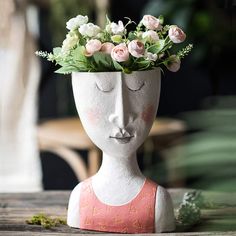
[108,78,135,129]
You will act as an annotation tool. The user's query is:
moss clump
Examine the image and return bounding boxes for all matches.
[26,213,66,229]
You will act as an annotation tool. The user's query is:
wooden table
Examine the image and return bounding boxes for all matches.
[38,117,186,182]
[1,189,236,235]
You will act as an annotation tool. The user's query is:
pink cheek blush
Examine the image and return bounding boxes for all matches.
[141,104,155,123]
[85,108,101,125]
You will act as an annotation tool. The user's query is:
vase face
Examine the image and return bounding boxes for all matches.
[72,69,161,158]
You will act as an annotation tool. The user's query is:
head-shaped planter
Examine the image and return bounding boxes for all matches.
[72,69,160,158]
[68,69,175,234]
[35,12,191,234]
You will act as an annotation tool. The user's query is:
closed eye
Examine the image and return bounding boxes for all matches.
[127,82,145,92]
[95,83,114,93]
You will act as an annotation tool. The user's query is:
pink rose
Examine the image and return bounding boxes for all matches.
[168,25,186,43]
[141,15,161,30]
[128,40,145,58]
[166,55,181,72]
[111,43,129,62]
[100,42,115,54]
[85,39,102,56]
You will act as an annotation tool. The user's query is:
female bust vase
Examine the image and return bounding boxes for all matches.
[67,68,175,233]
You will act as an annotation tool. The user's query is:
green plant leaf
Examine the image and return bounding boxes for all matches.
[136,59,152,70]
[113,60,123,71]
[159,15,164,24]
[93,52,114,70]
[55,65,77,74]
[148,40,165,54]
[128,32,136,41]
[72,46,87,62]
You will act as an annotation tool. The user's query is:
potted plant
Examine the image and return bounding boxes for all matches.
[36,14,192,233]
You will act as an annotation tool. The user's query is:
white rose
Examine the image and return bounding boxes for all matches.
[79,23,101,37]
[66,15,88,30]
[145,52,158,61]
[76,15,89,25]
[62,33,78,53]
[142,30,159,43]
[110,21,125,35]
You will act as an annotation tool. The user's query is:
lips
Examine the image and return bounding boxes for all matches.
[109,131,134,144]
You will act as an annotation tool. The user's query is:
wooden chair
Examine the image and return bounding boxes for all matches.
[37,117,186,182]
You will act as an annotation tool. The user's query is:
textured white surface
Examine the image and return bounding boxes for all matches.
[68,69,175,232]
[72,69,160,158]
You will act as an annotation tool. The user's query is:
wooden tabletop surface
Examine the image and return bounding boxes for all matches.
[1,189,236,235]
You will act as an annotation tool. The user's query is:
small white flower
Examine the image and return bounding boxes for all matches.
[108,21,125,35]
[145,52,158,61]
[66,15,88,30]
[79,23,101,37]
[142,30,159,43]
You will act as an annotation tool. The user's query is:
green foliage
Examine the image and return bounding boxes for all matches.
[148,40,166,54]
[176,191,203,226]
[113,60,124,71]
[176,202,201,226]
[92,52,115,71]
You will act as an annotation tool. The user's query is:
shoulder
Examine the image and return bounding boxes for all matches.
[69,182,83,202]
[67,182,83,228]
[154,185,176,233]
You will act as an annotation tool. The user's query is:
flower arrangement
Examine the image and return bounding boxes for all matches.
[36,14,193,74]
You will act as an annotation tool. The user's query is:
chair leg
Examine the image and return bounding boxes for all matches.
[88,148,101,176]
[42,146,89,181]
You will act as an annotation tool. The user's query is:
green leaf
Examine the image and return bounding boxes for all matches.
[128,32,136,41]
[148,40,165,54]
[105,14,111,25]
[123,67,132,74]
[55,65,77,74]
[113,60,123,71]
[136,59,152,70]
[137,60,150,65]
[93,52,114,71]
[159,15,164,25]
[79,37,86,46]
[72,46,87,62]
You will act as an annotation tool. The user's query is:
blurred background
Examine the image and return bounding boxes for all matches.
[0,0,235,193]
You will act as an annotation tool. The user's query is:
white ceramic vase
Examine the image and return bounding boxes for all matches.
[67,68,175,233]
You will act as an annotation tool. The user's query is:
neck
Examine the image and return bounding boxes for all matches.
[92,152,145,205]
[95,152,144,183]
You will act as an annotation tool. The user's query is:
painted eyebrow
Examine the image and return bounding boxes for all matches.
[127,81,145,92]
[95,83,114,92]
